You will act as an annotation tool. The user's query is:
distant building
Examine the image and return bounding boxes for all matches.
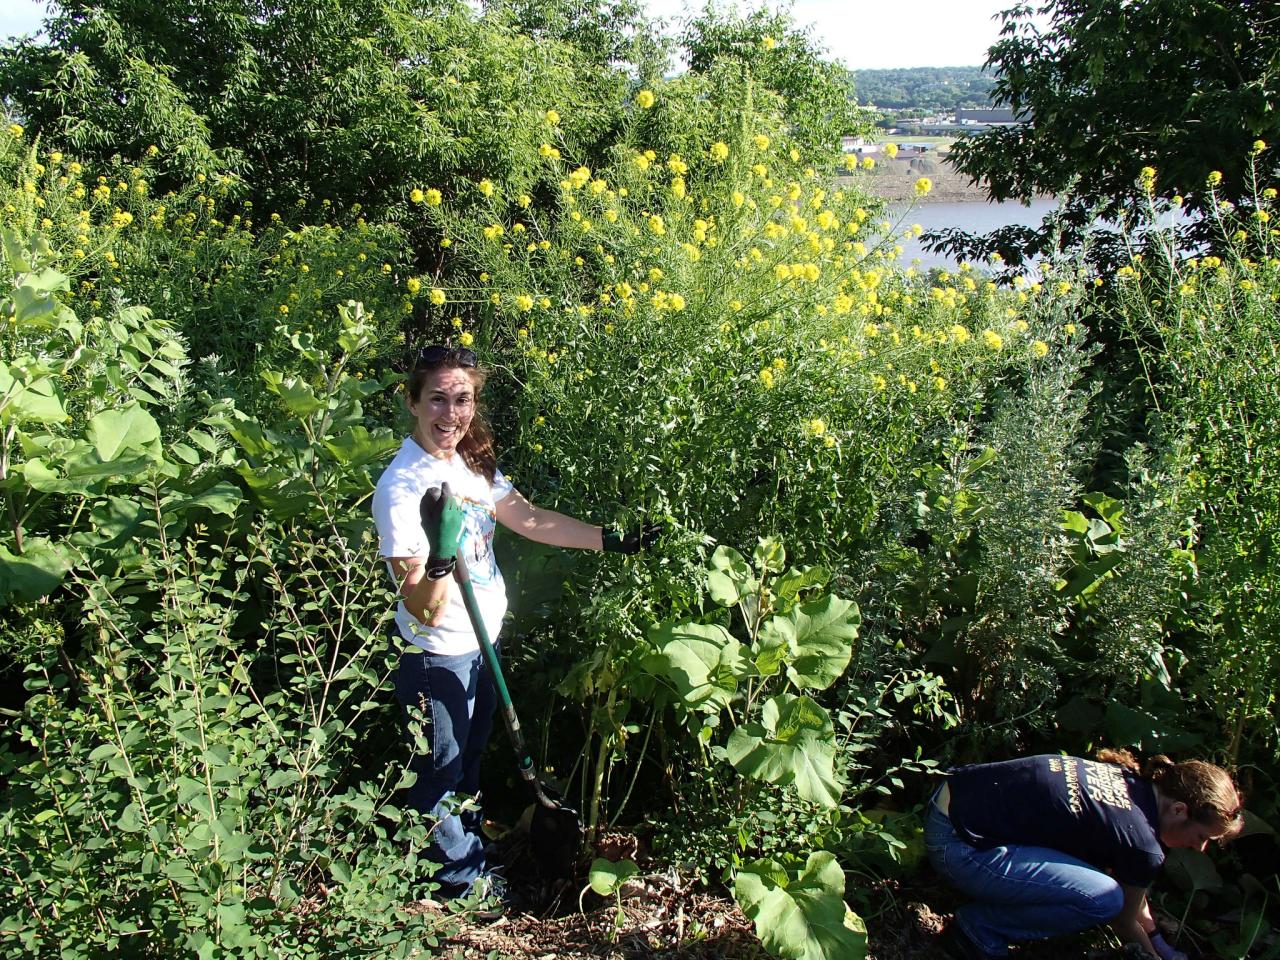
[954,108,1019,125]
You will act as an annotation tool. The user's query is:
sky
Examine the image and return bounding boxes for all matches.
[1,1,1033,70]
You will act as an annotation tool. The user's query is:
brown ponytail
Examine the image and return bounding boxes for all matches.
[1099,747,1244,838]
[406,357,499,485]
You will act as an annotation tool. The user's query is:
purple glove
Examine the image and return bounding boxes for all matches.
[1150,933,1188,960]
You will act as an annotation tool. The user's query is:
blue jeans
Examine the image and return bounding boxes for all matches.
[394,645,498,897]
[924,796,1124,956]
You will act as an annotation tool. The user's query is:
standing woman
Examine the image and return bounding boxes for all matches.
[927,749,1243,960]
[372,345,655,901]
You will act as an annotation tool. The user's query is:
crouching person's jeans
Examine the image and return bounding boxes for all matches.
[924,794,1125,956]
[394,644,498,898]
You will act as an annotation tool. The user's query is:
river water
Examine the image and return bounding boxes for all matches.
[887,198,1058,271]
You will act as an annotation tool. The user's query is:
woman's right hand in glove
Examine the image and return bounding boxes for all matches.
[419,481,466,577]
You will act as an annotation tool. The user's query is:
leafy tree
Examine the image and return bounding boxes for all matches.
[850,67,995,112]
[941,0,1280,265]
[681,3,873,160]
[484,0,669,77]
[0,0,626,218]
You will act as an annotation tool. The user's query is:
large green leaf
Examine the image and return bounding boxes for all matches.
[84,496,146,548]
[733,852,866,960]
[588,858,639,896]
[87,404,161,462]
[774,565,830,606]
[0,364,66,425]
[0,538,74,604]
[707,545,754,606]
[726,694,841,806]
[324,425,399,467]
[785,595,859,691]
[645,621,746,713]
[262,371,325,417]
[23,449,158,493]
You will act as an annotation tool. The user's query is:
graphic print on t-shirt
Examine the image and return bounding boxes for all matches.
[1048,756,1133,814]
[458,495,499,586]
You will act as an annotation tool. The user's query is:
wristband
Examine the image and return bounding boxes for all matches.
[424,557,456,581]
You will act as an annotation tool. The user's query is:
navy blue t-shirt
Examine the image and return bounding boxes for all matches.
[947,755,1164,887]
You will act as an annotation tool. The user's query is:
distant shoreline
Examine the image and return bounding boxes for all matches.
[838,155,998,204]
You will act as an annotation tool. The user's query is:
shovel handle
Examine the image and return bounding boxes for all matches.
[453,552,558,808]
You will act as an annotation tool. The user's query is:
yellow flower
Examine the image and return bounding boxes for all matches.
[1065,323,1077,336]
[410,188,425,203]
[668,293,686,311]
[478,179,495,197]
[1031,340,1049,358]
[671,177,686,199]
[914,177,933,197]
[843,154,859,171]
[648,214,666,235]
[949,324,970,344]
[1207,170,1223,187]
[772,357,787,371]
[1255,209,1270,223]
[1264,188,1278,199]
[732,190,745,207]
[636,89,655,109]
[546,108,561,125]
[1252,139,1267,154]
[515,294,535,312]
[710,141,729,162]
[1138,166,1157,190]
[459,331,474,346]
[759,368,775,389]
[806,418,826,437]
[933,376,947,391]
[426,188,442,206]
[761,35,777,50]
[883,143,898,159]
[861,156,875,170]
[568,166,591,189]
[634,153,651,171]
[982,329,1003,350]
[407,278,422,294]
[278,304,289,315]
[518,193,532,208]
[753,134,771,151]
[8,123,23,138]
[667,154,688,175]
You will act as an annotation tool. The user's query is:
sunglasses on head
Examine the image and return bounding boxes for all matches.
[415,344,477,369]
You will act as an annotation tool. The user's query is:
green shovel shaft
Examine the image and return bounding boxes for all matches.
[452,553,543,789]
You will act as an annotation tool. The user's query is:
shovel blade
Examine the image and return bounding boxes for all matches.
[530,801,583,879]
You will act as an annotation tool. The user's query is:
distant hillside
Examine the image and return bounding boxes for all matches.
[850,67,995,111]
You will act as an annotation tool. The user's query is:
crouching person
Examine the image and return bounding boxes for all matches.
[926,749,1242,959]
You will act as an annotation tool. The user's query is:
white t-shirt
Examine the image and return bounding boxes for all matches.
[372,437,513,655]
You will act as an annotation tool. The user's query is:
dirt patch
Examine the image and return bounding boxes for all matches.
[427,874,1132,960]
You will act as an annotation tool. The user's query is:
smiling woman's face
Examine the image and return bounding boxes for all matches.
[409,366,476,458]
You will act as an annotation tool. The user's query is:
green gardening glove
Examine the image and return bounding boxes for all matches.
[419,481,466,578]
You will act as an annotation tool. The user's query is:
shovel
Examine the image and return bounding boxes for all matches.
[452,547,584,879]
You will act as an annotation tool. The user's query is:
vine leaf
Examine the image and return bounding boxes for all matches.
[733,852,867,960]
[726,694,841,806]
[645,621,745,712]
[707,545,755,606]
